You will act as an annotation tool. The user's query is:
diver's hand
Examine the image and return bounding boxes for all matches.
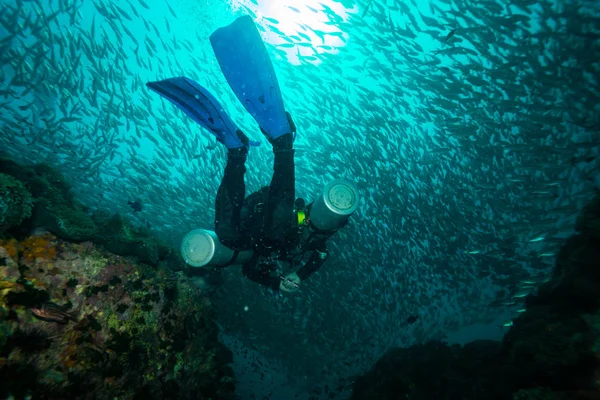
[279,273,301,293]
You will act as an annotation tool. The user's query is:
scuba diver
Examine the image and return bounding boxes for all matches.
[146,16,358,293]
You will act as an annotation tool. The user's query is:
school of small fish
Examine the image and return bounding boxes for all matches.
[1,0,599,398]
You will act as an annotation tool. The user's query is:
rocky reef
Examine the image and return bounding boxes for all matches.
[0,158,236,399]
[351,192,600,400]
[0,158,181,268]
[0,172,34,235]
[0,233,236,399]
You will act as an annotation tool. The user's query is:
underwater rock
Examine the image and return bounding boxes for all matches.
[0,158,96,241]
[33,198,97,241]
[350,340,505,400]
[0,234,236,400]
[0,173,34,234]
[0,158,181,268]
[351,192,600,400]
[575,192,600,240]
[92,212,176,267]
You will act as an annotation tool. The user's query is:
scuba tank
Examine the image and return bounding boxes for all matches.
[308,180,359,231]
[180,229,253,268]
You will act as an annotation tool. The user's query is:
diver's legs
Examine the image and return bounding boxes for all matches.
[263,133,295,245]
[215,147,248,249]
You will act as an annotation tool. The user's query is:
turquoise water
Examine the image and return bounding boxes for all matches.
[1,0,599,398]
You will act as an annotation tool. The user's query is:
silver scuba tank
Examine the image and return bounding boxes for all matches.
[309,179,359,231]
[181,229,253,268]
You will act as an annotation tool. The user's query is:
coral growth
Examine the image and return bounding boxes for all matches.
[0,157,96,241]
[91,212,174,266]
[0,158,182,268]
[0,234,236,399]
[0,173,34,234]
[35,198,97,241]
[17,234,58,263]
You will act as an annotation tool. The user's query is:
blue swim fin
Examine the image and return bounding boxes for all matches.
[146,77,259,149]
[210,16,295,143]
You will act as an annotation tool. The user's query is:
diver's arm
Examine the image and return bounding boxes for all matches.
[242,256,281,290]
[296,243,328,281]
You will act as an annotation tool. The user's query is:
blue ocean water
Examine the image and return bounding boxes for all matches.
[1,0,599,398]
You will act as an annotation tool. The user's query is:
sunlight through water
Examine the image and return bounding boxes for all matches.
[232,0,358,64]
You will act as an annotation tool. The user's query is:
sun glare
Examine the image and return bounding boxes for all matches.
[232,0,358,64]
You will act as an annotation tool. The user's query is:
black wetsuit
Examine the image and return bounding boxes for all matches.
[214,134,338,290]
